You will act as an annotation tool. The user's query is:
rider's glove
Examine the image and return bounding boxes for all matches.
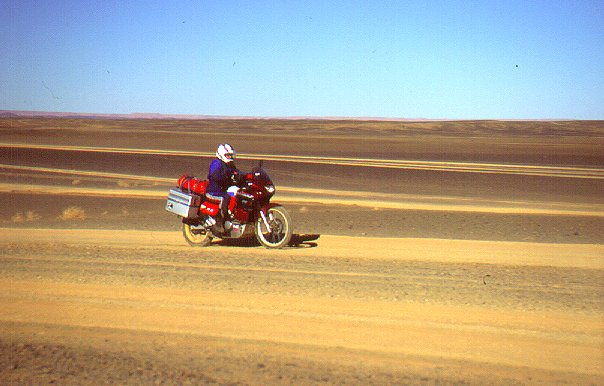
[230,171,240,185]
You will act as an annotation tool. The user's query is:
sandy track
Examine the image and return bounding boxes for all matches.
[4,142,604,179]
[3,119,603,383]
[2,228,603,384]
[3,178,604,217]
[2,228,603,268]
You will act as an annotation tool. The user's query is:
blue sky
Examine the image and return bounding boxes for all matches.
[2,0,603,119]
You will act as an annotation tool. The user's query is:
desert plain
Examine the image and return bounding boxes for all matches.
[1,117,603,384]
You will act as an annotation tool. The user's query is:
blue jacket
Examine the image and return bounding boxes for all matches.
[207,159,238,194]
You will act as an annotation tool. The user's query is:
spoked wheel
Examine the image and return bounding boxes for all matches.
[255,206,293,249]
[182,222,213,247]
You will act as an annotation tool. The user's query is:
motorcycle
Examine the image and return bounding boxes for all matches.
[165,161,293,249]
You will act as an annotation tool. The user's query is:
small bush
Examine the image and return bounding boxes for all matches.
[59,206,87,220]
[117,180,133,188]
[11,211,41,223]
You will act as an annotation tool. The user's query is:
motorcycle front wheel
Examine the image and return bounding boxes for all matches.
[255,206,293,249]
[182,222,213,247]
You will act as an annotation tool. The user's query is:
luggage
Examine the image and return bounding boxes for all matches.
[164,175,209,218]
[165,188,201,219]
[177,175,208,195]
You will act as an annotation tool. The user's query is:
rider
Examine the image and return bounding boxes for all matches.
[206,144,239,226]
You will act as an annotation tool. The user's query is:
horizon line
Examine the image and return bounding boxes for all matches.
[0,109,586,122]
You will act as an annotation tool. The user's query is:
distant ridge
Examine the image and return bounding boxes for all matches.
[0,110,575,122]
[0,109,453,121]
[0,110,235,120]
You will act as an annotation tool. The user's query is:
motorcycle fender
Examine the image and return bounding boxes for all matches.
[258,203,283,225]
[260,202,281,214]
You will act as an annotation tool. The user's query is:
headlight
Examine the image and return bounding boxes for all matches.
[265,184,275,194]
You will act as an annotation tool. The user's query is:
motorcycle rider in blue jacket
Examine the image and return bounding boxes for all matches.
[206,144,239,227]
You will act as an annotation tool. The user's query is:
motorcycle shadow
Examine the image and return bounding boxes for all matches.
[215,234,321,249]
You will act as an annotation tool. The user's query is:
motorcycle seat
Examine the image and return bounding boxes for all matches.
[204,193,223,205]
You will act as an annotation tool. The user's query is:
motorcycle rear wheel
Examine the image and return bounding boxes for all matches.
[182,222,213,247]
[255,206,292,249]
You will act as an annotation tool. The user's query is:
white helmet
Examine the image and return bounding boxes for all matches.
[216,143,235,163]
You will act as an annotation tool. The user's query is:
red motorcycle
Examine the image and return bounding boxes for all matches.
[165,162,293,248]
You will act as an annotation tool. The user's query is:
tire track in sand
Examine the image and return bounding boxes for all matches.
[2,179,603,216]
[2,162,604,216]
[2,228,603,268]
[1,228,603,377]
[3,142,604,179]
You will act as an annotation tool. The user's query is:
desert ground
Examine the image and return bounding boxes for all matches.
[1,117,603,384]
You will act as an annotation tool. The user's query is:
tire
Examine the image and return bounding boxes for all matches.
[182,222,213,247]
[255,206,293,249]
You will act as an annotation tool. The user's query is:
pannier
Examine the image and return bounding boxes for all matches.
[165,188,201,219]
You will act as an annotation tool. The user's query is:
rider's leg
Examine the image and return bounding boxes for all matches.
[206,192,231,227]
[220,192,231,219]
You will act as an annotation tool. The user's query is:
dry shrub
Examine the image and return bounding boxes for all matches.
[59,206,87,220]
[118,180,153,188]
[71,179,82,186]
[11,211,41,223]
[117,180,133,188]
[299,206,309,213]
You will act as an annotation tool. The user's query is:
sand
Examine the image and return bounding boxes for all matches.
[1,117,603,384]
